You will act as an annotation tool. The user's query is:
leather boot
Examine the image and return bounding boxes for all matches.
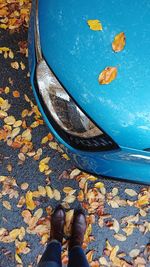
[69,209,87,250]
[50,205,65,243]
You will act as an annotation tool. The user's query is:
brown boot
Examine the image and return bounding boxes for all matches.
[69,209,87,251]
[50,205,65,243]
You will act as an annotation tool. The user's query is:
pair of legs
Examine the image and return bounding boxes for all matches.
[38,206,89,267]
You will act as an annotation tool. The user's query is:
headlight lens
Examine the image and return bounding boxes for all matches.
[36,59,103,138]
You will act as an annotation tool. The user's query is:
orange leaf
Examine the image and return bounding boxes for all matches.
[112,32,126,52]
[98,67,117,85]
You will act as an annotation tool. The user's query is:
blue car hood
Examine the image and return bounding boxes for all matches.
[38,0,150,150]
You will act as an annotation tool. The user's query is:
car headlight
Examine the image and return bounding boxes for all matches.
[36,59,103,138]
[33,0,119,151]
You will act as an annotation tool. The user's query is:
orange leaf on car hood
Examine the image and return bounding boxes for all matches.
[99,67,117,85]
[112,32,126,52]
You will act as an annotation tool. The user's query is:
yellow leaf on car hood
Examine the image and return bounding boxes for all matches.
[112,32,126,52]
[87,20,103,31]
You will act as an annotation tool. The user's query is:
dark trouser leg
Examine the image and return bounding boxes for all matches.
[37,241,62,267]
[68,246,89,267]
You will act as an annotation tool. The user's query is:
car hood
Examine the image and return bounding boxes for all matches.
[38,0,150,150]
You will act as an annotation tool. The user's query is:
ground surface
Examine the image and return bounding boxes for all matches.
[0,1,150,267]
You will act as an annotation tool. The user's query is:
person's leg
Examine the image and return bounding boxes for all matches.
[68,246,89,267]
[37,241,62,267]
[68,210,89,267]
[38,205,65,267]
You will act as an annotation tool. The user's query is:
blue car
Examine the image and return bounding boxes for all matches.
[28,0,150,184]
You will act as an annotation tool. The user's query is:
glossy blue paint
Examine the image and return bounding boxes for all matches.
[28,0,150,184]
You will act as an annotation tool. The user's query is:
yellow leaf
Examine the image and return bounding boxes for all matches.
[125,188,137,197]
[4,115,16,125]
[11,127,20,139]
[32,191,40,198]
[86,250,94,262]
[112,32,126,52]
[21,183,29,190]
[15,253,22,264]
[0,176,7,182]
[84,224,92,241]
[53,189,61,201]
[98,67,117,85]
[99,257,109,265]
[129,249,140,258]
[0,47,10,52]
[38,186,46,196]
[46,186,54,199]
[34,208,43,220]
[63,195,76,204]
[11,61,19,70]
[0,110,7,118]
[137,195,149,207]
[41,233,49,245]
[106,239,113,251]
[22,129,32,141]
[63,187,76,195]
[17,196,25,208]
[40,157,50,164]
[18,227,25,241]
[77,190,84,202]
[16,241,29,254]
[13,120,22,127]
[2,200,11,210]
[0,228,7,236]
[112,187,119,196]
[87,20,103,31]
[25,191,36,210]
[41,136,49,144]
[94,182,104,189]
[39,162,47,172]
[110,245,119,261]
[9,229,20,240]
[114,233,127,241]
[110,219,120,233]
[64,210,74,236]
[21,210,32,224]
[70,169,81,179]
